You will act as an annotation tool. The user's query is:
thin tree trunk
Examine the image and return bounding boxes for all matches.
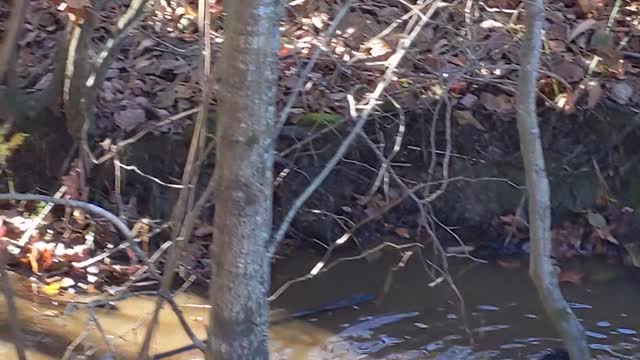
[516,1,591,359]
[207,0,282,359]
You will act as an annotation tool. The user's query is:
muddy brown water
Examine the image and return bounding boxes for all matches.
[1,250,639,359]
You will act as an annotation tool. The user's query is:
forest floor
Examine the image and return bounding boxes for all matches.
[1,0,640,299]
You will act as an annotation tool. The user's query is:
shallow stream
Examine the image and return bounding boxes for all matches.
[1,250,639,359]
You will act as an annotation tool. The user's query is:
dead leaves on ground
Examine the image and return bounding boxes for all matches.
[0,203,141,300]
[8,0,640,140]
[494,204,634,265]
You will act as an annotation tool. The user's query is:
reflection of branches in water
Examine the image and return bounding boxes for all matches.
[268,242,425,302]
[87,307,116,356]
[0,251,27,360]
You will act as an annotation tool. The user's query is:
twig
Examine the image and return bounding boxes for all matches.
[0,193,199,344]
[18,186,67,246]
[0,252,27,360]
[369,0,431,43]
[81,0,152,168]
[366,96,406,198]
[0,193,141,258]
[72,242,130,268]
[114,160,185,188]
[86,0,150,89]
[272,0,354,136]
[138,0,213,355]
[113,154,125,218]
[268,0,446,255]
[62,326,91,360]
[88,308,116,356]
[94,108,199,165]
[0,0,28,80]
[136,175,213,358]
[268,242,424,301]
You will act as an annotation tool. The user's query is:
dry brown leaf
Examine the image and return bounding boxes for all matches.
[61,166,82,200]
[610,82,633,104]
[328,92,347,100]
[585,81,603,108]
[568,19,600,42]
[364,39,392,57]
[459,93,478,108]
[136,38,157,52]
[454,110,485,130]
[558,270,584,285]
[480,92,499,111]
[553,60,585,83]
[114,108,146,132]
[587,210,619,245]
[193,225,214,237]
[494,94,514,113]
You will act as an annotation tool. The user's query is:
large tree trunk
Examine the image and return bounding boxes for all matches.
[207,0,282,359]
[516,0,591,359]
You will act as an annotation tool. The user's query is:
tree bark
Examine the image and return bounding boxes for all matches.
[516,1,591,359]
[207,0,282,359]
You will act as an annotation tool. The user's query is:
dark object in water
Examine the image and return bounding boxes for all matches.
[275,292,374,323]
[150,293,375,360]
[540,348,570,360]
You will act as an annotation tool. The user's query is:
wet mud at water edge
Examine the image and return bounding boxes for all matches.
[1,250,639,359]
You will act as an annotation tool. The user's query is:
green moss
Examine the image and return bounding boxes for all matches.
[0,125,28,167]
[246,133,259,147]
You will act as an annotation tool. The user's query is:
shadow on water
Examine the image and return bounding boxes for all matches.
[1,249,639,359]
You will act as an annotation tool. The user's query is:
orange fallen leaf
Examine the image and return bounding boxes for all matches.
[559,270,584,285]
[40,249,54,271]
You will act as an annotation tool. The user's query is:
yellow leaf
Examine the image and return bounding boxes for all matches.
[41,283,61,296]
[454,110,485,130]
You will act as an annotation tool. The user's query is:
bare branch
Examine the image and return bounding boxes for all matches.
[515,0,591,358]
[138,3,215,349]
[0,0,28,80]
[272,0,354,136]
[268,1,448,255]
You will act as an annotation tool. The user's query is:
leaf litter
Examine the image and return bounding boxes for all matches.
[3,0,640,296]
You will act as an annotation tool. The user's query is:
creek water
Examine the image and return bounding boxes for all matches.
[1,249,639,359]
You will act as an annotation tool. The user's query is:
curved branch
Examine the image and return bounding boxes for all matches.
[515,1,591,358]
